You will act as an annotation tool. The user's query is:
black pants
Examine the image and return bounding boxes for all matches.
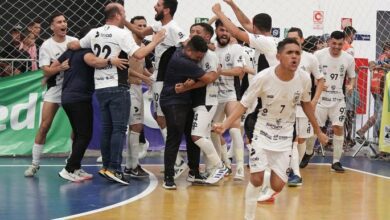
[161,104,200,178]
[63,101,93,172]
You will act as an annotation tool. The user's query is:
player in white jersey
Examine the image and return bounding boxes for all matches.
[311,31,356,172]
[214,38,328,220]
[24,12,77,177]
[124,16,154,179]
[285,27,325,186]
[175,23,227,184]
[212,1,280,197]
[69,3,165,185]
[212,19,246,180]
[125,0,188,175]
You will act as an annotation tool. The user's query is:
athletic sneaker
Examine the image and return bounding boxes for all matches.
[174,159,189,179]
[74,169,93,180]
[96,156,102,163]
[124,165,149,178]
[187,170,207,184]
[234,165,245,181]
[205,165,228,184]
[299,152,313,168]
[105,170,130,185]
[24,164,40,177]
[224,167,232,177]
[163,176,177,190]
[58,168,84,182]
[258,186,278,203]
[288,174,303,187]
[331,162,345,173]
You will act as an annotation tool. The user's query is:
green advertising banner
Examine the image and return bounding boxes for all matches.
[0,71,72,155]
[379,72,390,153]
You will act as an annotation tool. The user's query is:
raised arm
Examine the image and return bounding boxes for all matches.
[132,29,166,59]
[124,21,154,38]
[212,3,250,44]
[223,0,254,33]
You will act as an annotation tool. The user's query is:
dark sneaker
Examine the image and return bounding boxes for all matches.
[288,174,303,187]
[124,165,149,178]
[105,170,130,185]
[299,152,313,168]
[331,162,345,173]
[163,176,177,190]
[187,170,207,184]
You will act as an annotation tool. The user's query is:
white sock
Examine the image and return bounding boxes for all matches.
[297,142,306,162]
[126,131,140,169]
[291,142,301,177]
[195,138,220,168]
[306,135,316,154]
[211,132,221,157]
[161,127,167,143]
[333,135,344,163]
[32,143,44,166]
[230,128,244,167]
[262,169,275,194]
[245,182,261,220]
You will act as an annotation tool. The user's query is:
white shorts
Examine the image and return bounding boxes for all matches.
[152,81,164,117]
[43,85,62,104]
[129,85,144,125]
[296,117,314,138]
[192,105,217,138]
[249,145,290,183]
[315,101,346,127]
[218,90,237,104]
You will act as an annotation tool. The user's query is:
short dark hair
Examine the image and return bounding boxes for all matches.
[288,27,303,39]
[130,16,146,24]
[104,4,121,21]
[343,26,357,36]
[277,37,300,53]
[215,19,224,28]
[49,12,64,24]
[27,18,41,28]
[186,35,208,53]
[163,0,178,17]
[252,13,272,32]
[330,31,345,40]
[191,23,214,38]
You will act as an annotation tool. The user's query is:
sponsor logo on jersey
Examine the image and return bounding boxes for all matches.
[225,53,231,62]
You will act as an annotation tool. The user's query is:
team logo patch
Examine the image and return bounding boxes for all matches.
[205,62,210,71]
[331,85,336,90]
[340,64,345,73]
[292,91,301,104]
[225,53,231,62]
[178,32,184,39]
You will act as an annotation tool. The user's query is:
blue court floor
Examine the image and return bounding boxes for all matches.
[0,155,388,220]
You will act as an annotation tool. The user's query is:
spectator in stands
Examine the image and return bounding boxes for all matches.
[343,26,357,56]
[27,19,43,48]
[377,41,390,70]
[19,33,38,71]
[0,31,31,74]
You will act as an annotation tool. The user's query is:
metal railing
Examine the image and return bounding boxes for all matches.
[0,58,36,77]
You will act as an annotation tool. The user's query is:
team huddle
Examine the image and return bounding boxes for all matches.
[22,0,357,219]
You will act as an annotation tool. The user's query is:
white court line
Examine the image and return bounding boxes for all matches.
[53,169,159,220]
[310,163,390,180]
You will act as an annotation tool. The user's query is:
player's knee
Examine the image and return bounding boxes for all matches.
[250,174,263,187]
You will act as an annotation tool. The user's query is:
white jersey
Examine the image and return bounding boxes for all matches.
[39,35,78,87]
[296,51,324,117]
[80,25,140,89]
[243,46,256,71]
[215,43,245,102]
[192,50,219,107]
[248,33,278,70]
[315,48,356,108]
[151,20,187,81]
[240,66,312,151]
